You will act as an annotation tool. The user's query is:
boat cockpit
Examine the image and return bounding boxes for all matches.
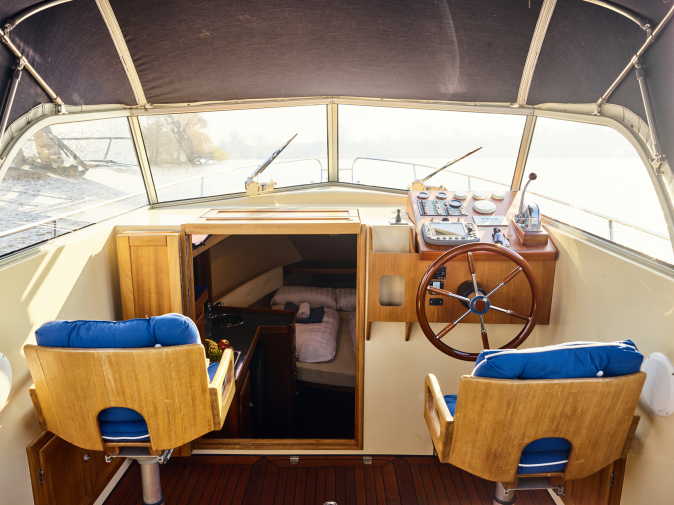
[0,1,673,505]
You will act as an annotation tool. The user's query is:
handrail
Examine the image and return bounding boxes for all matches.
[349,156,668,241]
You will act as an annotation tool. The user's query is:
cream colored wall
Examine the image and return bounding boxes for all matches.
[540,228,674,505]
[0,222,121,505]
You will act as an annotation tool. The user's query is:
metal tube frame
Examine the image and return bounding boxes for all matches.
[0,62,24,145]
[3,0,74,33]
[581,0,652,34]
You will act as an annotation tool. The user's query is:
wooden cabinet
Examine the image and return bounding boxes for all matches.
[27,432,122,505]
[116,231,189,319]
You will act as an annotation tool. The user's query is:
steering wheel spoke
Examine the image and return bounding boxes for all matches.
[479,315,489,348]
[486,266,523,298]
[490,305,531,321]
[436,310,471,339]
[427,286,470,304]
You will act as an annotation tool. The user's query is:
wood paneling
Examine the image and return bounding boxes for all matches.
[27,432,122,505]
[367,249,555,326]
[24,344,235,452]
[208,235,301,299]
[424,372,645,483]
[104,455,556,505]
[116,232,184,319]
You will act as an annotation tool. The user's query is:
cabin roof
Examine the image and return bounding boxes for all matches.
[0,1,672,165]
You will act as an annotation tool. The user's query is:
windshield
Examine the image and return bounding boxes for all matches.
[138,105,328,201]
[338,105,526,191]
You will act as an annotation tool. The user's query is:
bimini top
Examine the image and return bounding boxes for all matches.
[0,0,672,163]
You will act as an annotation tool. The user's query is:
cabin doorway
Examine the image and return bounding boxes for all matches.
[187,232,364,450]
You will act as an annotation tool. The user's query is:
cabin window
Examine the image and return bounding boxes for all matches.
[338,105,525,190]
[524,117,672,265]
[138,105,328,201]
[0,118,147,258]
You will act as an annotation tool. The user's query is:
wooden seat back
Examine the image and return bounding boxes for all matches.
[24,344,216,452]
[448,372,645,482]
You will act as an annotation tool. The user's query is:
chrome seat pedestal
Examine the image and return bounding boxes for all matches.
[106,448,173,505]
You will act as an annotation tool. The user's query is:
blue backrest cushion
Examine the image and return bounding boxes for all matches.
[36,313,200,348]
[472,340,643,379]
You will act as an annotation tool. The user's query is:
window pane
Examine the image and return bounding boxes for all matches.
[139,106,328,201]
[0,118,147,257]
[524,117,672,264]
[338,105,525,191]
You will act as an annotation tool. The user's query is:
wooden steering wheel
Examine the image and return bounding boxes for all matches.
[416,243,537,361]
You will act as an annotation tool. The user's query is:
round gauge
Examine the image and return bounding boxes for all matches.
[417,191,430,200]
[436,191,448,200]
[473,200,497,214]
[453,191,468,200]
[448,199,463,208]
[491,191,506,201]
[473,191,491,200]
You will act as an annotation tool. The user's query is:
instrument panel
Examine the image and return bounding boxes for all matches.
[407,189,557,261]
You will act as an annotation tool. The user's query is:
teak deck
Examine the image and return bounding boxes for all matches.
[104,456,555,505]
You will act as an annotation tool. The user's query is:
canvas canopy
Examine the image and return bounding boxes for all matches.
[0,0,672,162]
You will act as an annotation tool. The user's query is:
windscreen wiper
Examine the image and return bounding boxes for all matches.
[410,146,482,190]
[247,133,298,182]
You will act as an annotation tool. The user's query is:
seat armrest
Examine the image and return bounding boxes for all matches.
[28,384,47,429]
[424,373,454,462]
[207,349,236,429]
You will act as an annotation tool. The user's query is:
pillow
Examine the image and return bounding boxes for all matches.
[295,308,339,363]
[36,313,200,348]
[335,288,357,311]
[472,340,643,379]
[271,285,336,309]
[284,302,325,324]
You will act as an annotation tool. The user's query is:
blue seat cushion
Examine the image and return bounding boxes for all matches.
[35,313,200,348]
[36,314,201,443]
[443,395,571,474]
[472,340,643,380]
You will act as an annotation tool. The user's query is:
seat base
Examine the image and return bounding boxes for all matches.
[105,448,173,505]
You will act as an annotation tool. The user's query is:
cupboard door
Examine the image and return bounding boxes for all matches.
[117,232,185,319]
[27,432,122,505]
[564,459,627,505]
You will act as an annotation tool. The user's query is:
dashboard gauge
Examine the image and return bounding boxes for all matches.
[453,191,468,200]
[473,200,497,214]
[417,191,430,200]
[491,191,506,200]
[473,191,491,200]
[436,191,448,200]
[448,199,463,208]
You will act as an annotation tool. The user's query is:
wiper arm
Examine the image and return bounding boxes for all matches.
[247,133,298,181]
[421,146,483,183]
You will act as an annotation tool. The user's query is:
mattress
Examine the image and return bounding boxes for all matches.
[296,311,356,388]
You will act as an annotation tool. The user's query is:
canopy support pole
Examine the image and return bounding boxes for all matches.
[95,0,148,106]
[595,5,673,171]
[515,0,557,106]
[581,1,651,34]
[0,62,24,147]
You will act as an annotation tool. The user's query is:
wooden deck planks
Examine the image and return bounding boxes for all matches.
[104,456,556,505]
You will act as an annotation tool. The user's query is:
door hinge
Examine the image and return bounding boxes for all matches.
[289,456,299,465]
[38,468,45,484]
[610,470,616,487]
[363,456,373,465]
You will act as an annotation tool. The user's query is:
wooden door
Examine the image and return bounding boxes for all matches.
[563,459,627,505]
[27,432,122,505]
[116,231,186,319]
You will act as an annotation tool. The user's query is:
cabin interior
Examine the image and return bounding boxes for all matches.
[0,1,673,505]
